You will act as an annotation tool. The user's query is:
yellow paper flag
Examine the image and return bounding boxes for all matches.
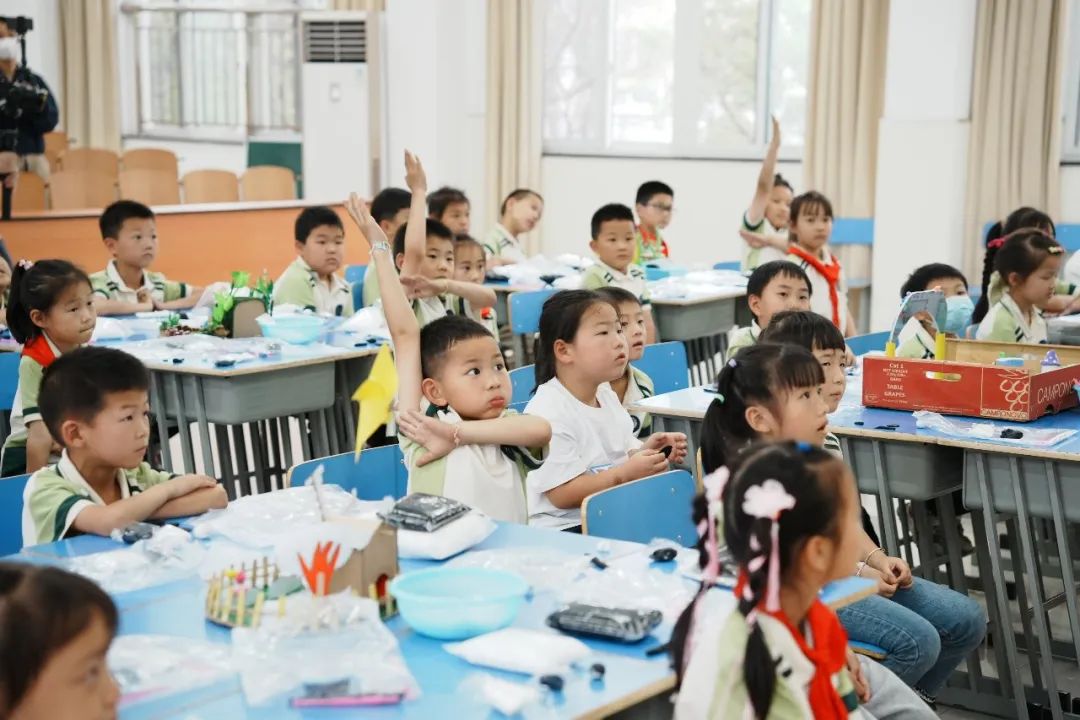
[353,343,398,459]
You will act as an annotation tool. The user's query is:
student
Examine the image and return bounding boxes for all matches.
[700,344,986,704]
[633,180,673,264]
[345,193,549,523]
[0,254,11,326]
[484,189,543,267]
[899,263,973,337]
[362,187,412,308]
[0,563,120,719]
[595,287,654,437]
[785,191,856,337]
[740,117,793,272]
[396,151,496,328]
[90,200,200,316]
[273,205,353,317]
[976,229,1063,344]
[452,234,498,336]
[581,203,657,343]
[428,186,471,235]
[523,290,687,530]
[672,443,935,720]
[1,260,96,477]
[23,346,227,546]
[728,260,811,358]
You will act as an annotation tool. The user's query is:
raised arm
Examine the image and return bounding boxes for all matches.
[746,116,781,227]
[345,193,423,414]
[399,151,429,277]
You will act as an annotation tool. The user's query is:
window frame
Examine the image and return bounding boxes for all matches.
[1062,1,1080,163]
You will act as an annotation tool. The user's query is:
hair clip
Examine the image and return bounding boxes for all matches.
[16,259,32,270]
[795,441,811,453]
[986,238,1005,250]
[1048,246,1064,254]
[742,479,796,614]
[727,358,738,368]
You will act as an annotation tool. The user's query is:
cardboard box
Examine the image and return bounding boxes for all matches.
[862,339,1080,421]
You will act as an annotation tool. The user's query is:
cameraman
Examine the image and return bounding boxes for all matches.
[0,16,58,182]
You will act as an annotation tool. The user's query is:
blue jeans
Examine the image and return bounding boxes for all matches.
[836,578,986,696]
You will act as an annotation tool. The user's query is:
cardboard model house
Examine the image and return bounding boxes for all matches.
[325,516,400,602]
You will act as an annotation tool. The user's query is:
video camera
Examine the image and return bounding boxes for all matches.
[0,15,44,153]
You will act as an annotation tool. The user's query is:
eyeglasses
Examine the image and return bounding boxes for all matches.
[647,203,674,213]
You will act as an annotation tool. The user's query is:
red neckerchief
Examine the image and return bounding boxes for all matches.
[734,572,850,719]
[789,245,842,328]
[639,226,670,258]
[22,334,59,368]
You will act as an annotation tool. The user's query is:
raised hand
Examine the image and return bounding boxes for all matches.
[404,150,427,194]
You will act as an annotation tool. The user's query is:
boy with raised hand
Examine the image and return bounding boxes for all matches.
[91,201,201,316]
[396,151,496,328]
[344,194,550,523]
[581,203,657,343]
[362,187,413,308]
[22,346,227,547]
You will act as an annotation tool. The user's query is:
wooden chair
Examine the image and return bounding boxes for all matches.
[582,469,698,547]
[118,169,181,207]
[287,446,408,501]
[57,147,119,179]
[181,169,240,204]
[121,147,179,176]
[11,171,46,213]
[47,170,118,210]
[240,165,296,201]
[43,130,68,169]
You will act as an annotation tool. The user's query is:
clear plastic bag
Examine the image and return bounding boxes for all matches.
[913,410,1076,447]
[109,635,235,706]
[444,627,590,676]
[556,551,696,625]
[446,546,592,592]
[231,593,418,706]
[62,527,204,593]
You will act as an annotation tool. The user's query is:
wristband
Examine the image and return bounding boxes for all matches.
[864,547,885,568]
[371,240,390,254]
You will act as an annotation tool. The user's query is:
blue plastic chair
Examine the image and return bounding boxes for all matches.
[509,365,535,405]
[1057,224,1080,253]
[712,261,740,272]
[345,265,366,310]
[509,289,558,334]
[830,218,874,246]
[508,400,529,414]
[582,469,698,547]
[288,445,407,501]
[0,352,21,445]
[632,341,689,395]
[0,473,30,555]
[846,331,889,356]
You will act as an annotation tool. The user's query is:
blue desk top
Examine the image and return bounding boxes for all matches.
[10,523,872,719]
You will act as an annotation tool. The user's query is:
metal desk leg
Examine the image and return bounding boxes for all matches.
[910,500,941,583]
[150,372,173,471]
[1045,460,1080,668]
[231,425,251,497]
[249,421,269,495]
[937,495,982,690]
[189,376,215,478]
[267,419,283,491]
[871,439,900,555]
[169,374,195,475]
[213,426,234,498]
[323,408,340,456]
[279,417,295,479]
[300,414,313,461]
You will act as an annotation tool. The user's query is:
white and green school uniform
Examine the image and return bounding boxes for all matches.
[580,260,652,307]
[483,224,528,264]
[401,405,541,524]
[726,321,760,360]
[454,296,499,337]
[273,257,354,317]
[620,365,655,438]
[976,293,1048,344]
[986,271,1076,310]
[22,449,176,547]
[414,293,457,329]
[741,213,788,272]
[90,260,190,305]
[1,334,65,477]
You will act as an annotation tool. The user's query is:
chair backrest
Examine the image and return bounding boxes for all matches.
[509,364,535,404]
[344,265,366,310]
[713,261,741,271]
[118,169,181,207]
[287,445,408,501]
[12,172,46,213]
[58,147,119,178]
[509,288,558,334]
[632,341,689,395]
[582,469,698,547]
[121,147,179,176]
[47,170,118,210]
[0,474,31,555]
[0,352,21,412]
[645,267,670,281]
[241,165,297,201]
[508,400,529,414]
[43,130,68,156]
[846,331,889,356]
[830,218,874,247]
[181,169,240,204]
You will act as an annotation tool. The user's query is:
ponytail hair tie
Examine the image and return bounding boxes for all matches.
[986,238,1005,250]
[728,358,738,368]
[16,259,32,270]
[742,479,796,613]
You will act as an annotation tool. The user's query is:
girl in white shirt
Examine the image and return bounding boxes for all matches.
[524,290,688,529]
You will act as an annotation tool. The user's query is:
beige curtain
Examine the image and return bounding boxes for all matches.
[803,0,890,282]
[485,0,542,253]
[962,0,1065,283]
[59,0,120,151]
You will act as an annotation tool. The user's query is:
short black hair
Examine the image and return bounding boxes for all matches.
[900,263,968,299]
[7,260,92,345]
[294,206,344,244]
[591,203,635,239]
[370,188,412,225]
[428,187,469,219]
[393,218,454,259]
[760,310,846,353]
[773,174,793,192]
[499,189,543,216]
[635,181,674,206]
[789,191,834,228]
[454,234,484,255]
[746,261,812,306]
[420,315,495,379]
[594,286,641,309]
[99,200,154,240]
[39,346,150,444]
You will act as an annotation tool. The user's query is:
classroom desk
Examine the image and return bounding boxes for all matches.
[11,523,873,720]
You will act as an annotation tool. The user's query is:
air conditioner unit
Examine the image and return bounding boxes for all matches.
[300,11,383,201]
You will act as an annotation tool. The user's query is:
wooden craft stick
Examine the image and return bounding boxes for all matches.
[252,591,265,627]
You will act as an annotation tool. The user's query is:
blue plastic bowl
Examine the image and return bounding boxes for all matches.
[389,567,530,640]
[256,315,328,345]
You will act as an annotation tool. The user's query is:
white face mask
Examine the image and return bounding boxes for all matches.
[0,37,18,61]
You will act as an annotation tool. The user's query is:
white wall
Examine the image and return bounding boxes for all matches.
[540,156,802,268]
[1062,166,1080,222]
[4,0,63,118]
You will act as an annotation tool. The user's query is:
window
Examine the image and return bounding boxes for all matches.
[1063,1,1080,161]
[542,0,811,159]
[121,0,309,139]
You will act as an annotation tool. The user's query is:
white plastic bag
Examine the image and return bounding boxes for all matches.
[396,512,497,560]
[913,410,1076,447]
[109,635,235,706]
[445,628,590,676]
